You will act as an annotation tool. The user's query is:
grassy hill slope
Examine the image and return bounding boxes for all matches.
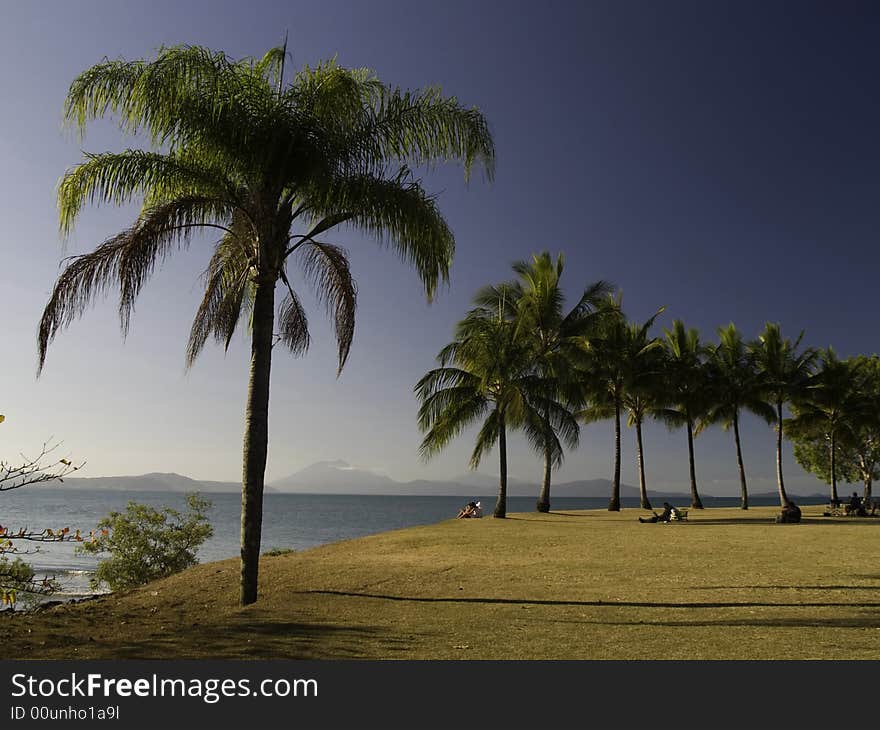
[3,505,880,659]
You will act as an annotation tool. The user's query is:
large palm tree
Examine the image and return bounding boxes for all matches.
[474,252,612,512]
[749,323,817,508]
[700,324,775,509]
[658,320,708,509]
[579,303,663,511]
[416,308,575,518]
[36,45,494,605]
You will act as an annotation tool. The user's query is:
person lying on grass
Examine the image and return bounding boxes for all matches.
[639,502,674,523]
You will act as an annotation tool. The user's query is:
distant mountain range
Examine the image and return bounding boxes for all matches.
[61,472,259,494]
[57,461,826,500]
[270,459,640,497]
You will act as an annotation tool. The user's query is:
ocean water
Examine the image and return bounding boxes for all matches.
[1,487,828,598]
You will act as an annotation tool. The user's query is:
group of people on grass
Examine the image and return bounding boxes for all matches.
[638,492,877,525]
[463,494,877,523]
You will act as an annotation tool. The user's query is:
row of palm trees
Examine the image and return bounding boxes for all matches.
[417,252,880,517]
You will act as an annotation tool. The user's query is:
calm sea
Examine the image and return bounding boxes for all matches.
[1,488,828,598]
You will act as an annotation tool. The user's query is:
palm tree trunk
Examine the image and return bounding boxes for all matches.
[635,417,651,510]
[830,432,838,503]
[686,418,703,509]
[733,413,748,510]
[608,397,621,511]
[494,413,507,519]
[775,399,789,508]
[239,276,275,606]
[536,445,552,513]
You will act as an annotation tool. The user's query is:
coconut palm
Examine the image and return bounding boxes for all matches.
[36,45,494,605]
[474,252,613,512]
[416,307,576,518]
[657,320,708,509]
[700,324,775,509]
[579,303,664,511]
[620,327,666,510]
[749,323,817,508]
[786,349,865,503]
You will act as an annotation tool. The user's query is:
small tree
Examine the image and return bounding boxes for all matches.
[77,493,213,591]
[1,417,84,607]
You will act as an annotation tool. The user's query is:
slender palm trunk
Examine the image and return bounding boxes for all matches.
[635,416,651,510]
[775,399,789,508]
[239,276,275,606]
[494,413,507,519]
[686,418,703,509]
[537,445,552,513]
[733,413,748,510]
[608,397,621,511]
[830,432,838,503]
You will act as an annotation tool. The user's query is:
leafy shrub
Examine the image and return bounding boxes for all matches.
[77,493,213,591]
[0,557,36,608]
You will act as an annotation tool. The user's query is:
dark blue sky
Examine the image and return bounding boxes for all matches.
[1,1,877,494]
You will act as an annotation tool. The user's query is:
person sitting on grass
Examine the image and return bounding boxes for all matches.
[457,501,482,519]
[639,502,673,523]
[846,492,867,516]
[775,500,801,523]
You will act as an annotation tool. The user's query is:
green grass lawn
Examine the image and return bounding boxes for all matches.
[3,505,880,659]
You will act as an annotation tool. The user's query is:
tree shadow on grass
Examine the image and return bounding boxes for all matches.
[505,512,605,521]
[550,613,880,630]
[672,517,880,526]
[694,585,880,591]
[304,590,880,611]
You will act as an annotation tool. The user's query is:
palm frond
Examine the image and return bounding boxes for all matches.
[296,241,356,375]
[64,45,258,146]
[345,84,495,182]
[415,367,480,401]
[469,409,500,469]
[417,384,484,432]
[304,172,453,300]
[40,196,233,372]
[277,277,310,357]
[58,151,236,236]
[521,407,565,467]
[185,215,255,366]
[419,396,489,463]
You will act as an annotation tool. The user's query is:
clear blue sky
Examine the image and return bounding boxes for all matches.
[1,1,878,495]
